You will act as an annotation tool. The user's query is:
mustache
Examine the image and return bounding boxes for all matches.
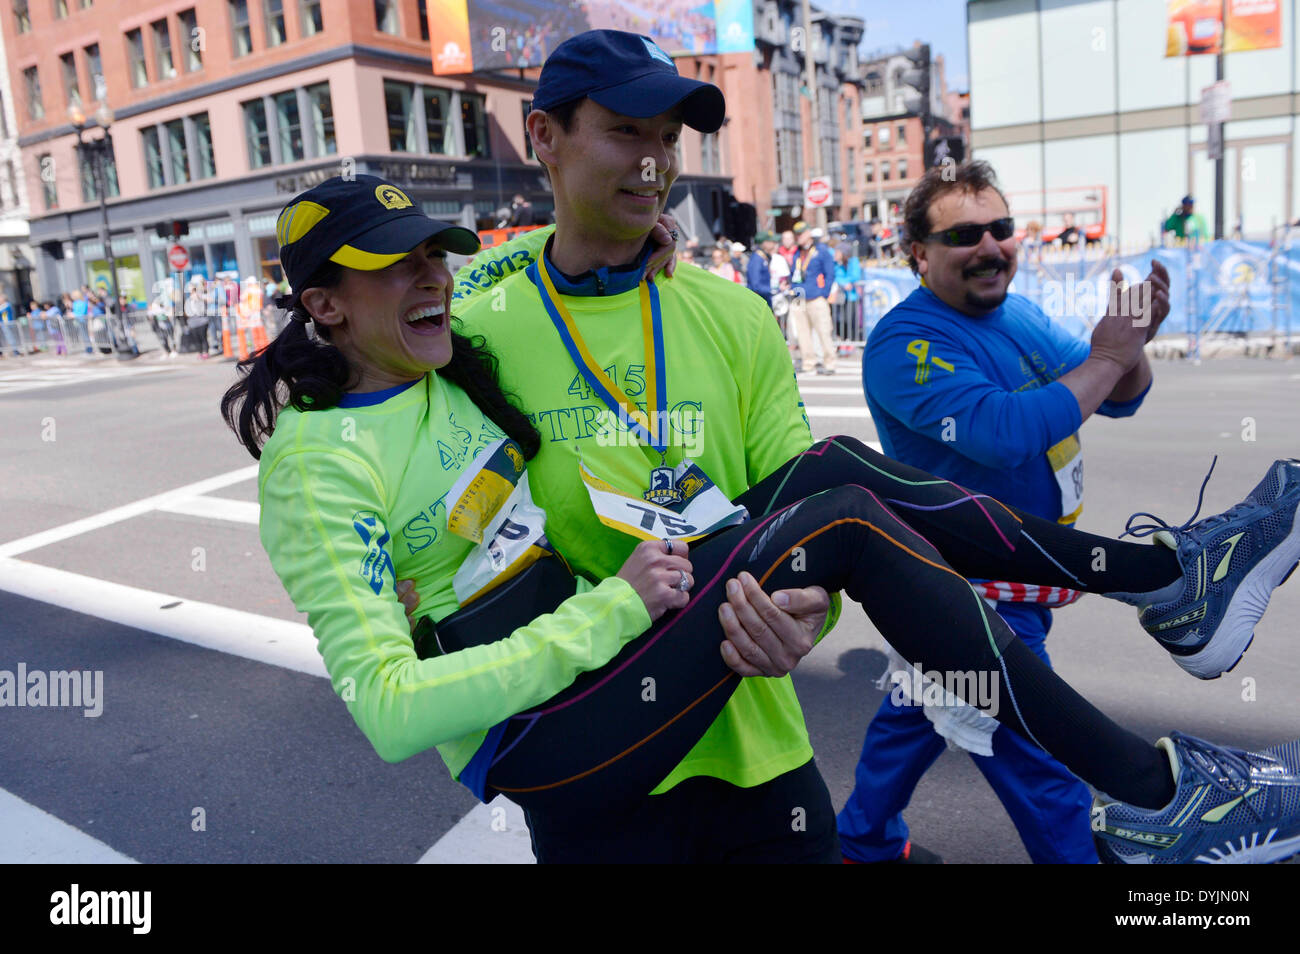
[963,258,1009,278]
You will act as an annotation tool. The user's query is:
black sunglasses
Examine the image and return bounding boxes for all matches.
[927,217,1015,247]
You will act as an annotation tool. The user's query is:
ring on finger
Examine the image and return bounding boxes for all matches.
[664,539,673,555]
[677,569,690,592]
[669,228,680,241]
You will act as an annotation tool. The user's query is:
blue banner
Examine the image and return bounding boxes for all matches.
[854,240,1297,341]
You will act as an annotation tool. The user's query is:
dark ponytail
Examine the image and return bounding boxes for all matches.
[442,326,542,459]
[220,264,541,461]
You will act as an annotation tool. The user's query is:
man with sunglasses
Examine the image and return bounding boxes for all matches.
[838,160,1170,864]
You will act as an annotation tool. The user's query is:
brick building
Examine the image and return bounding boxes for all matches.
[8,0,562,299]
[8,1,885,297]
[859,44,966,226]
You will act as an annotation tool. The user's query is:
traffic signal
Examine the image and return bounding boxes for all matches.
[925,137,965,169]
[154,220,189,239]
[898,44,932,127]
[724,198,757,245]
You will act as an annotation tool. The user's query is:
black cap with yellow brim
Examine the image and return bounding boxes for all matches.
[276,174,480,296]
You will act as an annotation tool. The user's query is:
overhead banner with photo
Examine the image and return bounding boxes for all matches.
[1166,0,1282,57]
[429,0,754,75]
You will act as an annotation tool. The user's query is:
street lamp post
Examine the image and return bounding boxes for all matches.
[68,101,132,358]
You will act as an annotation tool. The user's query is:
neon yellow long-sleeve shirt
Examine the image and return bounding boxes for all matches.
[257,373,651,780]
[456,241,834,794]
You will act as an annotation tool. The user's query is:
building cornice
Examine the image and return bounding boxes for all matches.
[17,43,538,149]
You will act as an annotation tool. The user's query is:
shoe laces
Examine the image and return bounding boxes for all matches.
[1122,456,1252,541]
[1170,731,1265,823]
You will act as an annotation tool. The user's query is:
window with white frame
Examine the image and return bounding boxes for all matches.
[374,0,398,34]
[264,0,285,46]
[151,18,176,81]
[299,0,322,34]
[125,28,148,88]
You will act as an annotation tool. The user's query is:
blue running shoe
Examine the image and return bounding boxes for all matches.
[1094,732,1300,864]
[1113,457,1300,679]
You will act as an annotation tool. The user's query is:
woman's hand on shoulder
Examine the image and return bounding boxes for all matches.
[616,539,693,622]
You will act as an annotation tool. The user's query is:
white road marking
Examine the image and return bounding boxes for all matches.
[0,363,174,397]
[805,405,872,418]
[0,787,138,863]
[0,557,326,678]
[0,465,258,558]
[418,797,535,864]
[156,496,261,525]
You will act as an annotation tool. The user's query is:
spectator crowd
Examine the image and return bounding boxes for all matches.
[0,274,291,360]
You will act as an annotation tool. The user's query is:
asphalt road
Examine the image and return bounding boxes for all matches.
[1,347,1297,864]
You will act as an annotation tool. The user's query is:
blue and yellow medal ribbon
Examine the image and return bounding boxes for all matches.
[529,254,667,454]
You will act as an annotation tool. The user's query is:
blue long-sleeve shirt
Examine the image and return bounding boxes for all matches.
[746,250,772,305]
[834,257,863,301]
[863,285,1149,523]
[792,244,836,300]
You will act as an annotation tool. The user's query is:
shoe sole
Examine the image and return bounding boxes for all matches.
[1176,504,1300,679]
[1193,831,1300,864]
[1101,831,1300,864]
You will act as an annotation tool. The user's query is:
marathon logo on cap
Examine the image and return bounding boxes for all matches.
[375,184,413,210]
[641,37,673,66]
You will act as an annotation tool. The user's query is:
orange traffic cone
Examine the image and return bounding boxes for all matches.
[251,313,269,354]
[222,312,233,358]
[235,313,249,361]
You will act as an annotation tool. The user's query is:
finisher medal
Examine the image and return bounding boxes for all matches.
[645,462,682,506]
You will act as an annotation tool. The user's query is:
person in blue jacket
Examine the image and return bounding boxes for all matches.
[838,159,1172,864]
[832,244,863,344]
[746,231,778,309]
[789,223,838,374]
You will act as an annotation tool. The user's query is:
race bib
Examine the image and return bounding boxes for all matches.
[447,438,556,606]
[1046,433,1084,524]
[580,459,748,542]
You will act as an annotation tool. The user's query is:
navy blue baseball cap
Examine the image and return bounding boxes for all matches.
[532,30,725,133]
[276,174,479,296]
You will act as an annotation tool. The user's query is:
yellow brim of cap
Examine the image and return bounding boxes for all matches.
[328,243,409,271]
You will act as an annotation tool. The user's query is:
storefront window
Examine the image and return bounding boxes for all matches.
[210,241,238,275]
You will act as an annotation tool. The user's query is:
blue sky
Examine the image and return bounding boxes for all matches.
[817,0,970,90]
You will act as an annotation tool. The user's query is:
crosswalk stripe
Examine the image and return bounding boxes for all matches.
[797,386,866,396]
[0,557,326,677]
[0,364,174,396]
[418,798,535,864]
[0,466,258,558]
[156,496,261,525]
[0,786,138,863]
[805,406,871,418]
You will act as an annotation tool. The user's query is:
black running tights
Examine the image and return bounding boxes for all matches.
[482,436,1181,820]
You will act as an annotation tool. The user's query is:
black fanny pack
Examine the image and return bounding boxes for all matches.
[412,556,579,659]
